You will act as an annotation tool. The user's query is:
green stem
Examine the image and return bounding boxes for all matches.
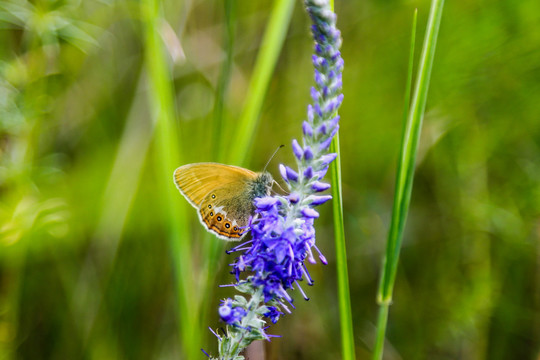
[328,1,355,359]
[373,1,444,358]
[330,133,356,360]
[230,0,295,166]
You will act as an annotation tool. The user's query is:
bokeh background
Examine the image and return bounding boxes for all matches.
[1,0,539,359]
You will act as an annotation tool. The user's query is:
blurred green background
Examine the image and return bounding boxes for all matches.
[1,0,539,359]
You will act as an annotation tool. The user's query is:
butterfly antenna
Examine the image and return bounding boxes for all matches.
[263,144,284,172]
[273,179,288,195]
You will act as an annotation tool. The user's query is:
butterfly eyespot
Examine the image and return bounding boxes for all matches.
[217,216,222,221]
[233,227,238,231]
[211,194,216,199]
[210,212,214,216]
[208,205,212,209]
[225,223,230,229]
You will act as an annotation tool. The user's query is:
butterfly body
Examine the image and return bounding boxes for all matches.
[173,163,273,240]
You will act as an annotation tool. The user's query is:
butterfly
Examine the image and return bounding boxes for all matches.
[173,163,273,240]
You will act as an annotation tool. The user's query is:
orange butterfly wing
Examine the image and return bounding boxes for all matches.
[173,163,259,240]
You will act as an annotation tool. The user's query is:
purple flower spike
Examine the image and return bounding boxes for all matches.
[292,139,304,160]
[304,146,314,161]
[302,208,320,218]
[213,1,343,357]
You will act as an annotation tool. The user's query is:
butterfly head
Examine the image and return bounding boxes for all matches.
[251,172,273,199]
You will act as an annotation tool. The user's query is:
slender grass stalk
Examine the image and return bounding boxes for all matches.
[330,131,356,360]
[402,10,418,130]
[213,0,236,162]
[373,1,444,359]
[205,0,236,284]
[229,0,295,166]
[141,0,198,358]
[200,1,237,345]
[327,3,356,360]
[72,74,155,351]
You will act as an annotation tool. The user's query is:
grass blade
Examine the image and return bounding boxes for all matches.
[327,1,355,359]
[141,0,198,358]
[373,1,444,358]
[229,0,295,166]
[330,133,356,360]
[212,0,236,162]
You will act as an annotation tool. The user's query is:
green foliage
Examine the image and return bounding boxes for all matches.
[1,0,539,359]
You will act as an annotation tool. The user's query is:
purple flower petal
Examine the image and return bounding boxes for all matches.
[302,121,313,137]
[255,196,279,210]
[317,166,329,179]
[328,115,340,130]
[320,153,337,165]
[315,71,325,87]
[310,86,319,102]
[288,192,300,204]
[301,207,319,218]
[303,146,313,161]
[292,139,303,160]
[307,105,314,122]
[314,104,323,117]
[279,164,288,183]
[285,166,299,182]
[306,195,332,206]
[311,181,330,192]
[319,136,333,151]
[329,124,340,139]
